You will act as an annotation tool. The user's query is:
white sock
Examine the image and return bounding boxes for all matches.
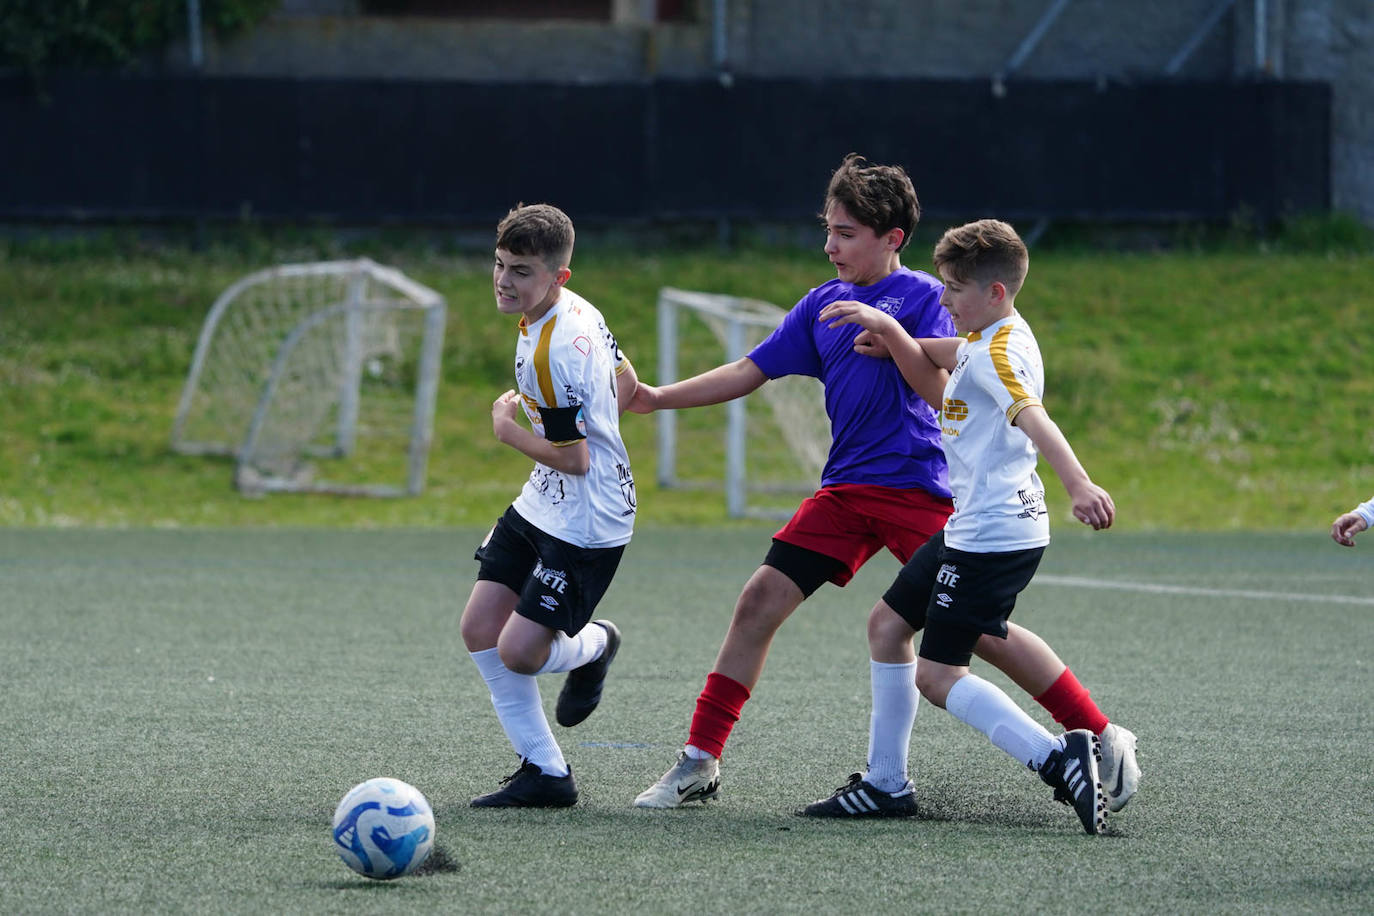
[944,673,1056,770]
[535,624,607,676]
[469,648,569,777]
[684,745,714,760]
[863,660,918,792]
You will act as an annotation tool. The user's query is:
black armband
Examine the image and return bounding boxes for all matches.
[540,405,586,443]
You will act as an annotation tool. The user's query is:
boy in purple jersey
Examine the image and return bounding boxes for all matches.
[629,155,1136,813]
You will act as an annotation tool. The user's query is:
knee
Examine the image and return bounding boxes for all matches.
[731,573,799,636]
[460,612,499,653]
[913,664,954,708]
[497,643,543,675]
[867,602,916,656]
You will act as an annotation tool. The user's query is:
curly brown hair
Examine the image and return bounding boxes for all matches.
[821,153,921,252]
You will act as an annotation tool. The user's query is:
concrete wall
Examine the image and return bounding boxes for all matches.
[175,0,1371,221]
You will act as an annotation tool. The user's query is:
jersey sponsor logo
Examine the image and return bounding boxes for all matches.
[1016,487,1047,520]
[573,335,591,356]
[616,462,637,513]
[936,564,960,587]
[873,296,904,316]
[532,560,569,595]
[942,398,968,421]
[530,467,568,504]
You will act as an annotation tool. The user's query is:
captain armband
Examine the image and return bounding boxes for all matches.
[540,404,586,444]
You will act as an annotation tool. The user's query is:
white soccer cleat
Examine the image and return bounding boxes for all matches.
[633,752,721,808]
[1098,723,1141,813]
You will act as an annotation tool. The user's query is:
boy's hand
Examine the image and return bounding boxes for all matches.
[1068,482,1115,530]
[491,389,523,443]
[626,381,661,414]
[852,328,891,358]
[1331,511,1368,547]
[813,300,901,343]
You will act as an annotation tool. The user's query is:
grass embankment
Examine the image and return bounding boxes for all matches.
[1,229,1371,530]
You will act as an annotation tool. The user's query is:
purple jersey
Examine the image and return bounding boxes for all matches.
[747,267,953,496]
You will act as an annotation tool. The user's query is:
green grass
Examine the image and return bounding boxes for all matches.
[2,231,1373,530]
[3,527,1371,913]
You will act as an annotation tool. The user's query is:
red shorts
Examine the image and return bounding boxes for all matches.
[773,483,954,587]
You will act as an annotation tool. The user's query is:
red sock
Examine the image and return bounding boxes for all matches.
[1034,667,1109,735]
[686,672,751,758]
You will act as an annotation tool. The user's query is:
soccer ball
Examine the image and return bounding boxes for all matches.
[331,777,435,880]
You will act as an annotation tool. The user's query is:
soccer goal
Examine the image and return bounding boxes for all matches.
[171,259,446,497]
[655,287,828,518]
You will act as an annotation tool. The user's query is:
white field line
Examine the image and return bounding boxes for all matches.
[1035,574,1374,607]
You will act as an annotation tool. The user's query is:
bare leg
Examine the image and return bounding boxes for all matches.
[973,622,1066,697]
[709,565,806,689]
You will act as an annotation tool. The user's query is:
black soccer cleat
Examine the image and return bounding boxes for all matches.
[470,759,578,808]
[798,773,918,818]
[555,620,621,727]
[1038,729,1107,835]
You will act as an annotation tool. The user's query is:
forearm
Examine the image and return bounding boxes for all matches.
[885,334,949,409]
[915,337,963,371]
[655,358,767,409]
[496,424,590,475]
[1016,407,1091,490]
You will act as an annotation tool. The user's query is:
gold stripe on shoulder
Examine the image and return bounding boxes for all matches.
[533,315,558,406]
[990,324,1032,405]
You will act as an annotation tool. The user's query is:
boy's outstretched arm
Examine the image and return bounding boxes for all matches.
[491,389,591,476]
[817,300,952,409]
[627,357,767,414]
[1013,404,1115,530]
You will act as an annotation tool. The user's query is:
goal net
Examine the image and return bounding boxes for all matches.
[655,287,830,518]
[171,259,446,497]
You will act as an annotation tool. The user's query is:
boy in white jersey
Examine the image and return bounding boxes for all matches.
[817,219,1120,834]
[460,203,638,808]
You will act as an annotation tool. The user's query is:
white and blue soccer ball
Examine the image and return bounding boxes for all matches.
[331,777,435,880]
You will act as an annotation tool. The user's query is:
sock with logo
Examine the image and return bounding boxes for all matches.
[535,624,608,676]
[470,647,569,777]
[685,671,751,759]
[945,672,1056,770]
[1033,667,1110,735]
[863,660,919,793]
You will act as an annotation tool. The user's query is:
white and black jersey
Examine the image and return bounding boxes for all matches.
[939,311,1049,553]
[510,289,636,549]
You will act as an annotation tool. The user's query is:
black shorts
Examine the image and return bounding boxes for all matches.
[474,506,625,636]
[882,530,1044,667]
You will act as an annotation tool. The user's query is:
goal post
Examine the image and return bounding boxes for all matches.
[655,286,829,518]
[171,259,446,497]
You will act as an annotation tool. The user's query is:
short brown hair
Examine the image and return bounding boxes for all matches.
[495,203,575,269]
[932,219,1029,295]
[822,153,921,252]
